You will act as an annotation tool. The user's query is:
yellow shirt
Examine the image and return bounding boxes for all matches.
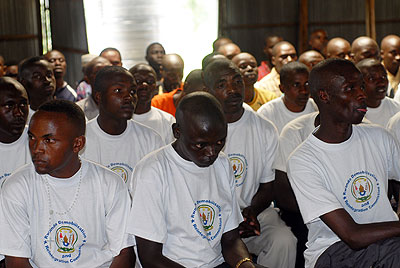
[247,87,277,111]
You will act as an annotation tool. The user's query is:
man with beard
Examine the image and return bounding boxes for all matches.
[381,35,400,98]
[145,42,165,84]
[288,58,400,268]
[357,58,400,127]
[44,50,77,102]
[130,63,175,144]
[18,56,56,122]
[258,62,317,133]
[204,58,297,268]
[81,66,163,183]
[232,53,276,111]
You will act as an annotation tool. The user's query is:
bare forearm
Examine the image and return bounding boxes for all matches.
[140,255,184,268]
[5,257,33,268]
[221,229,254,268]
[274,170,300,213]
[249,182,273,216]
[110,247,135,268]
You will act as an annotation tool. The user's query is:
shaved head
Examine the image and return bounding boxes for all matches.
[217,43,241,60]
[299,50,324,71]
[213,37,233,52]
[351,36,380,63]
[380,35,400,75]
[129,63,156,77]
[160,54,184,92]
[326,37,351,60]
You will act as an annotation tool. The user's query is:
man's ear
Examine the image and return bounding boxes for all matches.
[271,56,276,66]
[73,135,86,153]
[172,123,180,139]
[350,52,355,61]
[318,89,330,103]
[94,91,101,105]
[279,83,285,94]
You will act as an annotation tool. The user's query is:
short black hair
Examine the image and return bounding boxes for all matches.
[18,56,46,81]
[145,42,164,56]
[356,58,383,74]
[100,47,121,58]
[94,65,133,94]
[280,61,309,86]
[38,100,86,136]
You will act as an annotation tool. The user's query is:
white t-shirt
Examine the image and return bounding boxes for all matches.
[0,160,132,267]
[133,107,175,144]
[287,125,400,268]
[0,127,31,183]
[225,104,278,209]
[364,97,400,127]
[257,96,317,133]
[128,145,242,268]
[274,112,319,173]
[82,118,164,182]
[27,107,35,124]
[387,111,400,142]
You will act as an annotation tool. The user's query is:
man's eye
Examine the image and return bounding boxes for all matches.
[114,88,121,93]
[195,143,205,149]
[216,139,225,146]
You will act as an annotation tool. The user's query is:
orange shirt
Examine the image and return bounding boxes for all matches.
[151,88,181,117]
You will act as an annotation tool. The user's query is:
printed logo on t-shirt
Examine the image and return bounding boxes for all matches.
[0,172,11,181]
[107,162,133,183]
[191,200,222,241]
[44,220,87,264]
[228,153,248,187]
[343,171,380,213]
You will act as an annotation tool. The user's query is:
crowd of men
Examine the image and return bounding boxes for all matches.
[1,29,400,268]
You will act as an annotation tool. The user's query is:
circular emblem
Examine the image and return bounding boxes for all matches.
[56,226,78,253]
[191,200,222,241]
[229,154,248,187]
[351,176,373,203]
[198,204,215,231]
[111,166,128,182]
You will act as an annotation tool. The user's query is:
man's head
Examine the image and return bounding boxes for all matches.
[129,63,157,106]
[100,47,122,66]
[44,50,67,81]
[212,37,232,52]
[94,66,137,121]
[0,77,29,143]
[18,56,56,109]
[298,50,324,71]
[217,43,241,60]
[308,29,328,55]
[203,58,244,117]
[178,69,206,104]
[85,56,112,88]
[28,100,86,178]
[271,41,298,73]
[263,35,283,62]
[173,91,227,167]
[201,53,226,69]
[232,52,258,86]
[145,42,165,71]
[279,62,310,112]
[351,36,380,63]
[5,60,19,79]
[0,55,5,77]
[380,35,400,75]
[309,58,367,124]
[356,58,388,106]
[326,37,351,60]
[160,53,184,92]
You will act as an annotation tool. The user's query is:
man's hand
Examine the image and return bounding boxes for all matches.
[239,206,260,238]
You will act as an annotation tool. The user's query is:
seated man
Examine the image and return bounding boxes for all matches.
[381,35,400,98]
[357,58,400,126]
[0,100,134,267]
[326,37,351,60]
[351,36,380,63]
[258,61,317,133]
[298,50,324,71]
[18,56,56,122]
[130,63,175,144]
[217,42,241,60]
[128,92,264,268]
[100,47,122,66]
[156,53,184,94]
[44,50,77,102]
[258,35,283,81]
[288,58,400,268]
[145,42,165,84]
[232,52,276,111]
[82,66,163,182]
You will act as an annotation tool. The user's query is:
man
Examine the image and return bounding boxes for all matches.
[76,56,112,120]
[298,50,325,71]
[258,61,317,133]
[232,52,276,111]
[202,53,226,69]
[213,36,233,52]
[128,92,264,268]
[255,41,298,97]
[151,68,206,117]
[258,35,283,81]
[45,50,77,102]
[217,43,241,60]
[357,58,400,126]
[82,66,163,182]
[130,63,175,144]
[157,53,184,94]
[0,100,135,267]
[145,42,165,83]
[288,58,400,268]
[100,47,122,66]
[351,36,380,63]
[204,58,296,268]
[326,37,351,60]
[18,56,56,122]
[308,29,328,56]
[381,35,400,98]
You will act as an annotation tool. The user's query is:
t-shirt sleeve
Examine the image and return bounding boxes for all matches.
[386,130,400,182]
[287,153,343,224]
[127,162,167,244]
[0,178,31,258]
[260,120,278,183]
